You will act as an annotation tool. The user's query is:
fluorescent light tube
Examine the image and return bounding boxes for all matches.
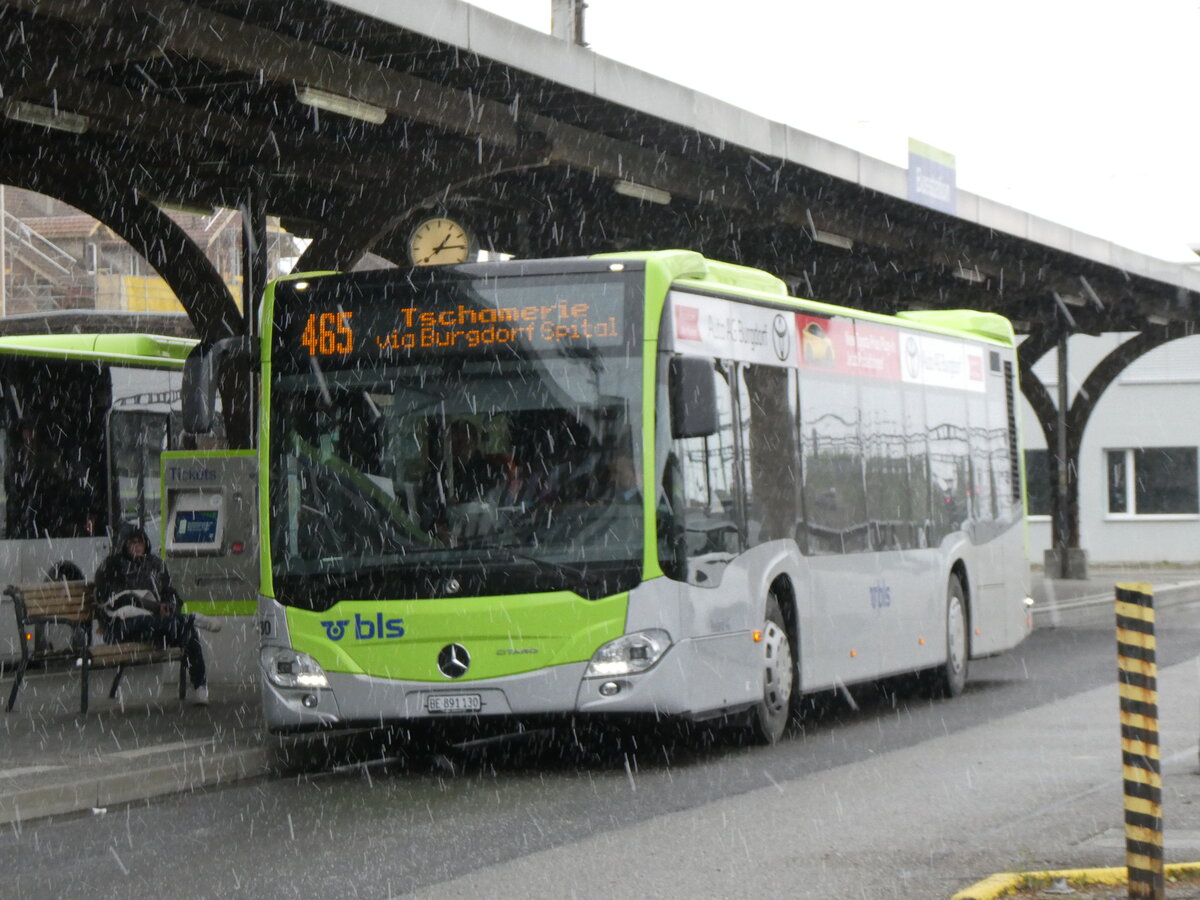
[812,230,853,250]
[5,101,89,134]
[295,86,387,124]
[612,180,671,205]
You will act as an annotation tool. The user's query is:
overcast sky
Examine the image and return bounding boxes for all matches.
[466,0,1200,264]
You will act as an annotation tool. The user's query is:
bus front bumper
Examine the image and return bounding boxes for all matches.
[260,636,736,733]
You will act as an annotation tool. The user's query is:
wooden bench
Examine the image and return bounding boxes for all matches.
[5,581,186,714]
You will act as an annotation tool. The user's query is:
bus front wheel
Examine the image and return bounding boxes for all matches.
[928,574,969,698]
[748,595,794,745]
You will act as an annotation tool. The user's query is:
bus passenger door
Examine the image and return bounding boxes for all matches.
[672,359,744,594]
[797,367,879,687]
[108,409,171,538]
[668,357,764,709]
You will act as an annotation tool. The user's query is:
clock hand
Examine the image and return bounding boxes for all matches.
[418,246,463,264]
[432,229,457,254]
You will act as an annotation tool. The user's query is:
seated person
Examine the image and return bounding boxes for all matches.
[493,453,554,508]
[601,455,641,503]
[448,420,497,502]
[93,524,221,705]
[418,420,500,537]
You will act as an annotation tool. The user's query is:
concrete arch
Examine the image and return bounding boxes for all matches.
[1066,326,1200,441]
[1019,324,1199,562]
[0,149,244,343]
[1017,326,1062,448]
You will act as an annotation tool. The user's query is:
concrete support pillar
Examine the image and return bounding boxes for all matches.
[239,184,268,340]
[1045,332,1088,579]
[0,184,6,318]
[551,0,587,45]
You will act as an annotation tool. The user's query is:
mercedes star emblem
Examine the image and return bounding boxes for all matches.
[437,643,471,679]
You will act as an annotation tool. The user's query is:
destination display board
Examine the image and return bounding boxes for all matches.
[273,271,631,370]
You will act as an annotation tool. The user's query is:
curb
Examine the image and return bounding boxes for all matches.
[952,862,1200,899]
[0,745,273,827]
[1033,580,1200,619]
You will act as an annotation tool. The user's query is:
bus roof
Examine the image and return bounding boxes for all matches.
[593,249,791,297]
[596,249,1016,347]
[273,250,1015,348]
[0,333,197,368]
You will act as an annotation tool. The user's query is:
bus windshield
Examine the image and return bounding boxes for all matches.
[267,267,644,609]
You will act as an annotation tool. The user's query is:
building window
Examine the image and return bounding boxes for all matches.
[1106,447,1199,516]
[1024,449,1051,517]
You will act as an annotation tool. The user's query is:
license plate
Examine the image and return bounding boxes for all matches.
[426,693,482,713]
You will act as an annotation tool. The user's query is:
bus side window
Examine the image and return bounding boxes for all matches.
[656,451,685,580]
[739,363,797,547]
[800,370,868,555]
[927,390,970,543]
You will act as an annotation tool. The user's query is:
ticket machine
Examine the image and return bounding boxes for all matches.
[161,450,258,685]
[161,450,258,615]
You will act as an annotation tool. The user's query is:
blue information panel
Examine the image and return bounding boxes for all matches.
[173,509,220,544]
[907,138,956,215]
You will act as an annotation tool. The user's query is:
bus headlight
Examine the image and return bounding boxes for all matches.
[262,646,330,690]
[585,630,671,678]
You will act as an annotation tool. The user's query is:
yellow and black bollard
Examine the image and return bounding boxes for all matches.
[1115,582,1164,900]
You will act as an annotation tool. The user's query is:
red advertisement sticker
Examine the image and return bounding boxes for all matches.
[675,305,701,342]
[796,314,900,380]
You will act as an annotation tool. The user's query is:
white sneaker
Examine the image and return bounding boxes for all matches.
[191,613,222,633]
[191,685,210,706]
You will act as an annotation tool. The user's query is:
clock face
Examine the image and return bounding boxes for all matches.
[408,217,472,266]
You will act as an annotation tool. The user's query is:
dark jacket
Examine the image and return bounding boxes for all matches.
[93,524,182,625]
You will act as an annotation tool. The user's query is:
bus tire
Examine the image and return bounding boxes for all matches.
[748,594,794,745]
[928,574,969,698]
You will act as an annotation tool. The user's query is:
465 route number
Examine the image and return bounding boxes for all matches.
[300,311,354,356]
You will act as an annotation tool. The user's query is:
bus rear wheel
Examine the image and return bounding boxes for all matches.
[927,574,969,698]
[748,595,794,745]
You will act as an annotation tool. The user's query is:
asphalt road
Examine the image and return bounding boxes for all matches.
[3,603,1200,900]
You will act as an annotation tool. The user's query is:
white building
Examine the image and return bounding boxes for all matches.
[1021,334,1200,564]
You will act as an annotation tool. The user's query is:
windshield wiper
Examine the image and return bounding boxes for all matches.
[503,550,614,600]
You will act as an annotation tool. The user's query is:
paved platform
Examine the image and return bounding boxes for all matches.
[0,671,270,825]
[1031,564,1200,627]
[0,564,1198,898]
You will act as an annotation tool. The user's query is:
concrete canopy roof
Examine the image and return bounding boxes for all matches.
[1,0,1198,342]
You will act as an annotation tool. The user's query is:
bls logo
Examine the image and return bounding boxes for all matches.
[869,582,892,610]
[320,613,406,642]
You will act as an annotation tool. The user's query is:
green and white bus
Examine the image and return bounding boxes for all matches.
[0,332,197,579]
[0,332,196,656]
[244,250,1031,741]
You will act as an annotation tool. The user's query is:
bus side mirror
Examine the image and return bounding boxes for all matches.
[182,336,257,434]
[669,356,719,439]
